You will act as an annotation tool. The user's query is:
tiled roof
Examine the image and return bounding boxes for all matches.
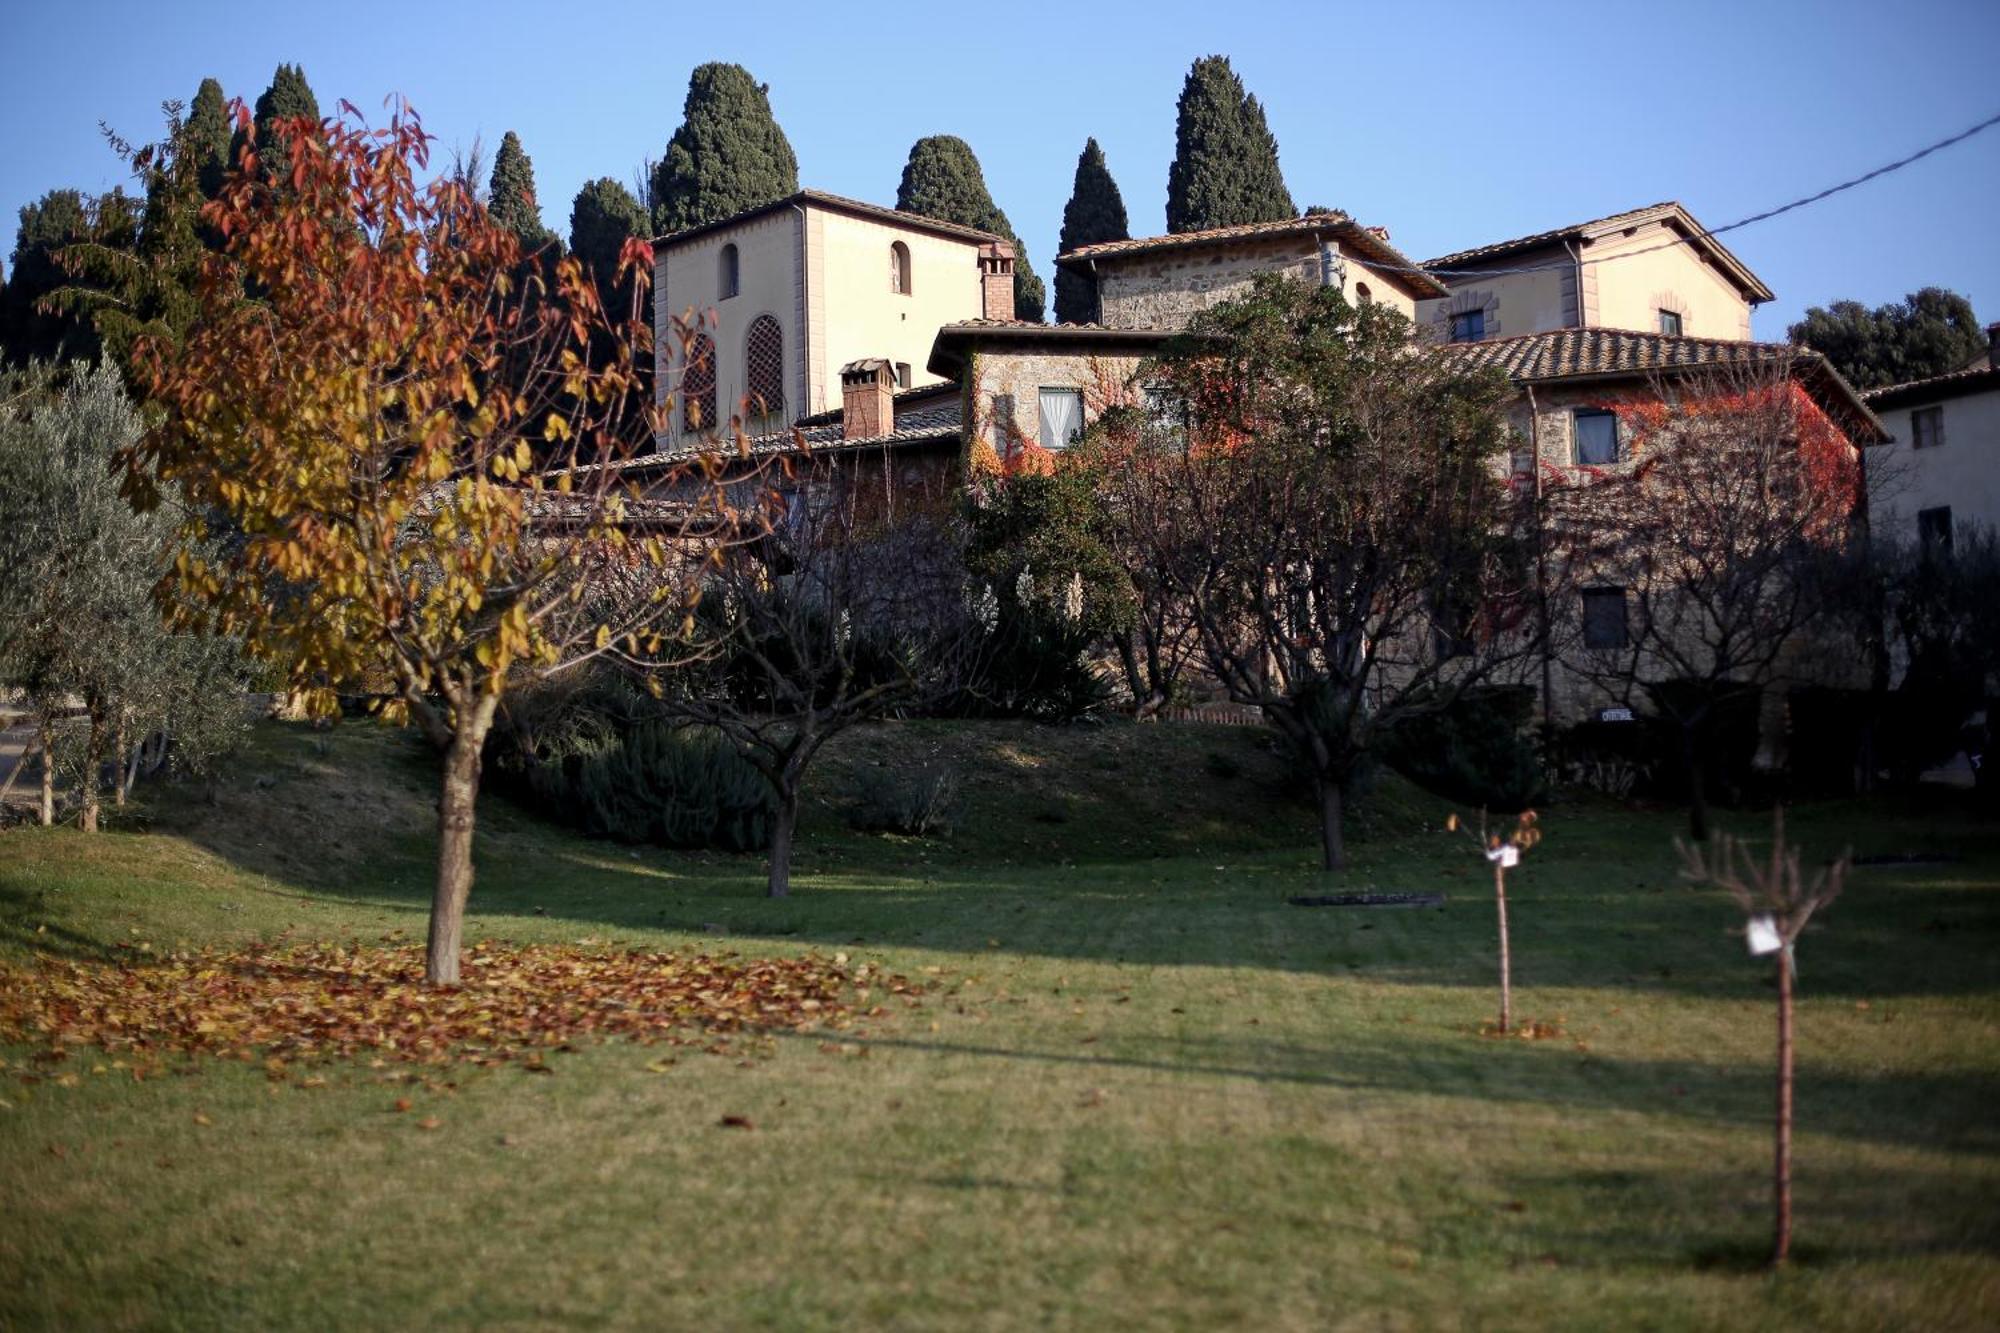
[1423,202,1680,268]
[654,189,1003,249]
[1056,214,1449,300]
[793,380,955,428]
[1445,327,1887,443]
[934,319,1180,337]
[630,398,965,467]
[1861,362,2000,411]
[1421,201,1775,304]
[1441,326,1795,379]
[927,321,1180,377]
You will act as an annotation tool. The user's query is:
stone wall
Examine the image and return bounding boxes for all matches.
[966,347,1149,457]
[1095,240,1322,330]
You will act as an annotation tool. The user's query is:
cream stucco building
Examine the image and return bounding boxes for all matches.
[652,189,1014,449]
[1862,336,2000,551]
[1417,201,1773,345]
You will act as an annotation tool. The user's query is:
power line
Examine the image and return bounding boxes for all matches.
[1409,108,2000,282]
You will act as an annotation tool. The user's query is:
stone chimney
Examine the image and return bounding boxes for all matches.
[840,359,895,441]
[979,241,1015,321]
[1988,322,1999,371]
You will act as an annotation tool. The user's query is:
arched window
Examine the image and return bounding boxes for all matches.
[890,241,911,295]
[719,243,740,300]
[745,315,785,423]
[1355,281,1373,306]
[682,332,717,434]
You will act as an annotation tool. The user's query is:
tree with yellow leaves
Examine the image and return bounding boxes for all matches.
[129,97,739,984]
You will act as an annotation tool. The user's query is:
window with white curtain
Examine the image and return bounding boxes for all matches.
[1037,388,1083,450]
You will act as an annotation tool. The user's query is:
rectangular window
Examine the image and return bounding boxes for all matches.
[1037,387,1083,451]
[1918,505,1953,557]
[895,362,912,389]
[1911,405,1944,450]
[1573,408,1619,466]
[1658,308,1682,336]
[1449,309,1485,344]
[1581,587,1630,650]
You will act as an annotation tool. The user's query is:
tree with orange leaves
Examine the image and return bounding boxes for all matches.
[128,98,740,984]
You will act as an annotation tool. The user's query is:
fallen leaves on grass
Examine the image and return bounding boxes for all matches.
[1,944,924,1076]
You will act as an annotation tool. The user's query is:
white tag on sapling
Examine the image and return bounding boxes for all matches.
[1746,914,1783,956]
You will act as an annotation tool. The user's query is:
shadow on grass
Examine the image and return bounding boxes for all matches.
[764,1024,2000,1160]
[41,718,2000,1001]
[1513,1161,2000,1272]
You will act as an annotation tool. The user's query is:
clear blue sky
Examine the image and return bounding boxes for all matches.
[4,0,1997,337]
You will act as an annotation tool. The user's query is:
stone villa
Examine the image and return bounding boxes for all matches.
[631,190,1892,723]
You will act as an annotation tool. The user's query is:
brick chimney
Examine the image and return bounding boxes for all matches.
[840,359,895,441]
[1988,322,1999,371]
[979,241,1015,321]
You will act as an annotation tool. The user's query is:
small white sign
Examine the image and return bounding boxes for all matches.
[1746,914,1783,956]
[1598,707,1635,723]
[1486,844,1520,868]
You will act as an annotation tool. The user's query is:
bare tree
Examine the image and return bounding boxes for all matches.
[1678,809,1848,1267]
[1098,274,1535,869]
[661,470,980,897]
[1547,361,1864,839]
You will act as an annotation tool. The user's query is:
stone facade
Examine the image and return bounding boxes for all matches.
[1092,237,1419,332]
[961,346,1151,459]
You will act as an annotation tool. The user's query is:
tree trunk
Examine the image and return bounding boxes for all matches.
[38,720,55,827]
[1316,777,1345,872]
[1494,861,1513,1034]
[1114,633,1146,715]
[1773,947,1794,1266]
[424,697,497,986]
[767,787,798,899]
[114,718,129,808]
[1682,727,1711,843]
[80,712,107,834]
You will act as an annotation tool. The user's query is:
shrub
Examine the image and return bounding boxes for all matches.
[948,597,1110,722]
[1381,686,1547,813]
[491,678,773,851]
[847,762,960,837]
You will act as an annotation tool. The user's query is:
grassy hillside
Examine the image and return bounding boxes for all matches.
[1,719,1996,1330]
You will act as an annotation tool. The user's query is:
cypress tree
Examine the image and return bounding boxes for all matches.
[232,64,321,184]
[895,135,1046,323]
[1165,55,1296,234]
[187,78,231,199]
[42,101,214,386]
[488,131,558,253]
[1,190,102,364]
[1053,137,1128,325]
[569,177,649,307]
[650,63,800,235]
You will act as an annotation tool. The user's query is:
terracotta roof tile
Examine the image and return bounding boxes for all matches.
[655,188,1003,249]
[1444,327,1887,443]
[1861,362,2000,410]
[636,398,965,466]
[1421,201,1775,304]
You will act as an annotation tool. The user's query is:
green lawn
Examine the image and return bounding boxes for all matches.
[2,719,1996,1330]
